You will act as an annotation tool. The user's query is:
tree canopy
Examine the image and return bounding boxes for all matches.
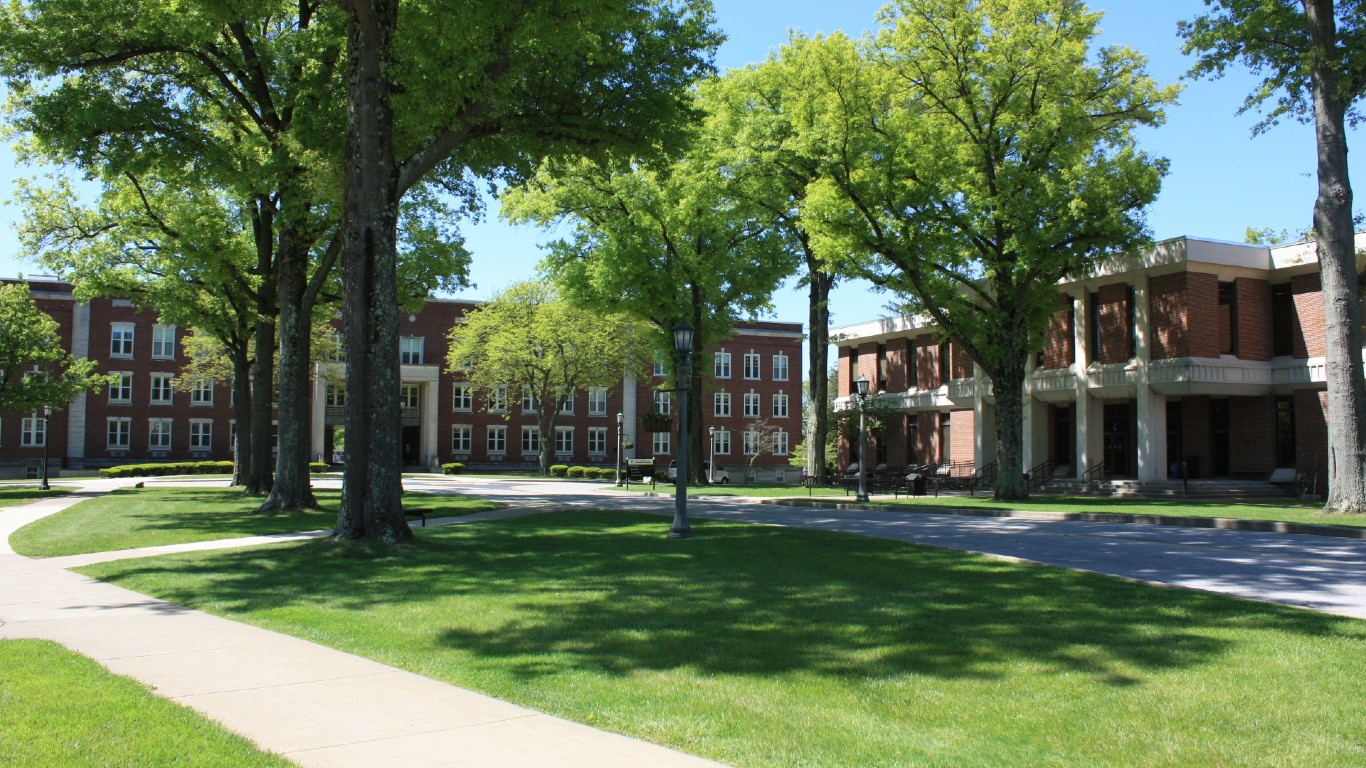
[0,283,110,414]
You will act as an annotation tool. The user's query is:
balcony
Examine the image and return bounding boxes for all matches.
[1148,358,1273,397]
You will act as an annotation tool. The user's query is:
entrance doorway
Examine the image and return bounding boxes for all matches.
[401,425,421,466]
[1102,402,1132,477]
[1211,399,1230,477]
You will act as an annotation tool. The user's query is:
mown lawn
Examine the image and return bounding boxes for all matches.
[80,510,1366,768]
[0,639,292,767]
[866,494,1366,528]
[0,485,64,509]
[10,487,499,557]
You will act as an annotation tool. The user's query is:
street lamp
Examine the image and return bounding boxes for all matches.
[670,320,695,538]
[40,405,52,491]
[708,425,716,484]
[854,375,870,502]
[615,412,625,486]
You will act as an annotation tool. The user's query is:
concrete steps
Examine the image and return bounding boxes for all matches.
[1037,478,1296,500]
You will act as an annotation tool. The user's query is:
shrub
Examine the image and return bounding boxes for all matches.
[549,464,569,477]
[99,461,234,479]
[593,467,614,479]
[441,462,465,475]
[309,462,328,474]
[566,466,586,478]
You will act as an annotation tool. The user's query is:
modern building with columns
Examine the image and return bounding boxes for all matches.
[833,234,1366,490]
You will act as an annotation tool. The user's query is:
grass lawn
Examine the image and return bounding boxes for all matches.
[79,511,1366,767]
[618,482,847,498]
[0,639,292,767]
[0,485,64,509]
[10,486,499,558]
[865,494,1366,528]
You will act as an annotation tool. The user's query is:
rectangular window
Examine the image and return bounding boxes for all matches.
[148,418,173,450]
[743,352,761,379]
[151,324,176,359]
[773,392,789,418]
[653,354,666,377]
[559,393,574,415]
[451,425,472,454]
[488,384,508,413]
[20,414,45,447]
[588,427,608,455]
[399,336,424,365]
[1218,281,1238,356]
[109,372,133,404]
[714,429,731,455]
[190,379,214,406]
[326,382,346,407]
[328,332,346,362]
[714,391,731,418]
[110,323,134,358]
[487,425,507,454]
[653,390,672,415]
[743,430,761,456]
[877,344,889,391]
[773,353,790,381]
[150,374,174,405]
[1087,292,1100,363]
[399,384,420,409]
[555,426,574,455]
[189,420,213,450]
[773,430,789,456]
[229,421,237,453]
[521,426,541,455]
[107,417,131,449]
[743,392,760,418]
[522,385,538,414]
[452,383,473,412]
[1272,284,1295,357]
[588,387,607,416]
[714,351,732,379]
[652,432,671,456]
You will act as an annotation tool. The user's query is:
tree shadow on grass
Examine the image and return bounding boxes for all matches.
[81,510,1366,689]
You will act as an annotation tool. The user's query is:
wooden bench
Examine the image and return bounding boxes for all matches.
[404,508,431,527]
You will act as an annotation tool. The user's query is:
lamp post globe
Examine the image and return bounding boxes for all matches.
[40,405,52,491]
[854,376,870,503]
[669,320,694,538]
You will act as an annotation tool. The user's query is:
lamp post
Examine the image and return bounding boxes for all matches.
[40,405,52,491]
[854,375,870,502]
[615,412,625,486]
[669,320,694,538]
[708,425,716,484]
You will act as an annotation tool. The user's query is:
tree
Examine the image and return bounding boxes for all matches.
[333,0,720,542]
[446,281,651,475]
[802,0,1177,499]
[0,283,111,414]
[1182,0,1366,513]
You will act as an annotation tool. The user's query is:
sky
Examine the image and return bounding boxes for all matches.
[1,0,1362,335]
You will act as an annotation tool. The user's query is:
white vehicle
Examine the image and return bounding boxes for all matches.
[667,460,730,484]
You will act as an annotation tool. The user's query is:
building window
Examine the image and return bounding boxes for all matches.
[399,384,420,410]
[451,425,472,454]
[522,385,538,414]
[190,379,214,406]
[1087,292,1100,363]
[653,354,666,377]
[189,420,213,450]
[588,427,608,455]
[150,374,174,405]
[743,351,761,379]
[558,393,574,415]
[151,324,176,359]
[1218,281,1238,356]
[20,414,45,447]
[652,432,670,456]
[773,353,789,381]
[773,430,789,456]
[555,426,574,455]
[714,429,731,455]
[714,351,732,379]
[110,323,134,358]
[521,426,541,455]
[714,391,731,418]
[107,417,131,449]
[109,372,133,404]
[1272,284,1295,357]
[327,332,346,362]
[588,387,607,416]
[743,391,760,418]
[399,336,424,365]
[487,425,507,454]
[773,392,789,418]
[877,344,889,390]
[653,390,672,415]
[743,430,761,456]
[229,421,237,453]
[940,412,951,463]
[487,384,508,413]
[326,382,346,407]
[452,383,473,412]
[148,418,173,450]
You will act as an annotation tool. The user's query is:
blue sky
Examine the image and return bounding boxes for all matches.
[2,0,1361,333]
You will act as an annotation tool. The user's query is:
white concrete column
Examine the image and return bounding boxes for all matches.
[1072,290,1093,479]
[973,363,996,471]
[622,373,638,459]
[1132,273,1168,482]
[422,379,440,468]
[310,370,327,462]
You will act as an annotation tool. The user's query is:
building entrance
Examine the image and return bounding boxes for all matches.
[401,425,421,466]
[1102,402,1133,478]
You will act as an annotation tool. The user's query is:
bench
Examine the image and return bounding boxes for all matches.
[404,508,431,527]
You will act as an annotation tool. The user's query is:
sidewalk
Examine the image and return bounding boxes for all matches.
[0,482,726,768]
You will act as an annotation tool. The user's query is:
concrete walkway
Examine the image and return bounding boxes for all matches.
[0,480,726,768]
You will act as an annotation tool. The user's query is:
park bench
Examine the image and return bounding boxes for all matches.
[403,508,431,527]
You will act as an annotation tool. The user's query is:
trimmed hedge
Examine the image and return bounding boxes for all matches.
[309,462,328,473]
[441,462,465,475]
[566,466,587,478]
[99,461,234,479]
[549,464,569,477]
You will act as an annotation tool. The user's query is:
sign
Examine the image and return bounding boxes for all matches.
[626,458,655,483]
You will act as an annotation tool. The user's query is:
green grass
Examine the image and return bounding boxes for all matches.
[0,486,64,509]
[9,487,499,558]
[618,482,847,497]
[79,511,1366,767]
[0,639,292,767]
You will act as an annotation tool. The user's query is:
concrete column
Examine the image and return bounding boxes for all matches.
[622,373,638,459]
[1132,273,1168,482]
[66,300,90,461]
[422,379,440,468]
[1072,291,1092,479]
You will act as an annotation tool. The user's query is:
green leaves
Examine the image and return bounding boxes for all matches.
[0,283,113,413]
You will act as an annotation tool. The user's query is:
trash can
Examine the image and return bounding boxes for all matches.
[907,473,927,497]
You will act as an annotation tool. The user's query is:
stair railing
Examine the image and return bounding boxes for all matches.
[1027,459,1055,490]
[1084,460,1108,493]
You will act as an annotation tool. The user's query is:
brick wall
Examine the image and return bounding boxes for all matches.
[1096,282,1132,364]
[1291,273,1325,359]
[1295,388,1329,490]
[1041,300,1075,369]
[1234,278,1273,361]
[1179,396,1211,478]
[887,338,910,392]
[857,342,878,391]
[950,341,975,380]
[837,346,852,397]
[884,413,909,468]
[1186,273,1222,358]
[1229,396,1276,476]
[1149,273,1187,360]
[911,411,938,465]
[914,339,939,391]
[950,409,976,466]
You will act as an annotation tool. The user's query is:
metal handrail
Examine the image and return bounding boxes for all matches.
[1084,460,1108,492]
[1027,459,1055,490]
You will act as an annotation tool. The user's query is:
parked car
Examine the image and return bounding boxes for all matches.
[667,460,730,484]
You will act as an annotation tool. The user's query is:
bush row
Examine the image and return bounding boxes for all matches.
[442,462,465,475]
[99,461,234,478]
[549,465,617,479]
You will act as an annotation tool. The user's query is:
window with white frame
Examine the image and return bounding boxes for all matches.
[325,382,346,407]
[189,420,213,450]
[743,351,760,379]
[652,432,670,456]
[487,425,507,453]
[399,336,424,365]
[150,374,174,405]
[775,468,787,483]
[653,354,666,377]
[148,418,173,450]
[452,383,473,412]
[151,324,176,359]
[743,430,761,456]
[558,393,574,415]
[555,426,573,455]
[110,323,134,358]
[714,350,731,379]
[773,430,789,456]
[229,421,237,453]
[399,384,420,409]
[652,390,671,415]
[522,385,537,414]
[714,391,731,417]
[714,429,731,455]
[107,417,131,449]
[451,424,472,454]
[327,331,346,362]
[487,384,508,413]
[20,414,45,447]
[588,427,607,455]
[521,426,540,455]
[743,391,760,418]
[773,352,790,381]
[588,387,607,416]
[109,372,133,404]
[773,391,789,418]
[190,379,214,406]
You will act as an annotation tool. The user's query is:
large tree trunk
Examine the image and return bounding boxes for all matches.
[1305,0,1366,514]
[335,0,411,543]
[992,339,1030,500]
[807,268,835,482]
[260,232,320,512]
[231,348,253,488]
[246,313,275,496]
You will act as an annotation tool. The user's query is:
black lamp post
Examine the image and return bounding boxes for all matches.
[708,425,716,484]
[40,405,52,491]
[615,412,625,486]
[854,375,870,502]
[670,320,694,538]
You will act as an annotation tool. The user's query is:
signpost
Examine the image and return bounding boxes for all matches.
[626,458,656,488]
